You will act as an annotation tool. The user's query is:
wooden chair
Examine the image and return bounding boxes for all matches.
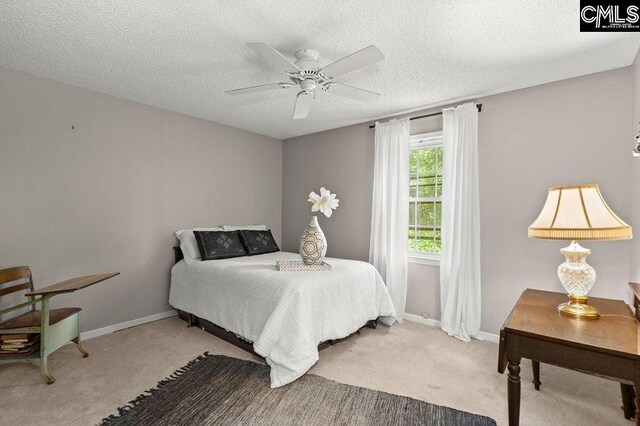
[0,266,87,384]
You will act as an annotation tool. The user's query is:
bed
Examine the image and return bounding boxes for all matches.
[169,250,396,388]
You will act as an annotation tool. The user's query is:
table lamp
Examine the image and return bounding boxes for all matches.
[528,184,632,319]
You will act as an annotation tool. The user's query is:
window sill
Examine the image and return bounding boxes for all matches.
[407,254,441,266]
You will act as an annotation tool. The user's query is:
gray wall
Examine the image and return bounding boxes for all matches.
[479,67,632,333]
[1,62,634,337]
[0,67,283,332]
[283,66,633,335]
[282,111,444,321]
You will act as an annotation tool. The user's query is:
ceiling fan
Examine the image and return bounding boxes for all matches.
[227,42,385,119]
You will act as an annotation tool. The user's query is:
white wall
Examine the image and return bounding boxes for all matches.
[283,66,633,334]
[0,67,283,332]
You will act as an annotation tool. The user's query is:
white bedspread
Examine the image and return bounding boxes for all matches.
[169,251,396,387]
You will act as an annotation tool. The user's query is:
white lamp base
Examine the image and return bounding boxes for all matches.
[557,241,598,319]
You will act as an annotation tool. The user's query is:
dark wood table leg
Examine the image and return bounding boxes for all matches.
[531,360,541,390]
[621,384,635,420]
[508,359,521,426]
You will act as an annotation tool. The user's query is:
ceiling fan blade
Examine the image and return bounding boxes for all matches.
[246,41,301,73]
[226,83,291,95]
[293,92,313,120]
[325,83,380,102]
[320,45,385,78]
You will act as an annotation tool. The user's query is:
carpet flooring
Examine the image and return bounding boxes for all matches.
[100,354,496,425]
[0,316,628,425]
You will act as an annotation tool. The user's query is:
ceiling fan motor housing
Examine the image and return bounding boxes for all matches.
[291,49,332,93]
[294,49,320,70]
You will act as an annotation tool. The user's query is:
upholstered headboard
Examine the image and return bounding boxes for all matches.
[173,246,184,264]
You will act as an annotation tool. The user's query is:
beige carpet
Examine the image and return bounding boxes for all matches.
[0,316,627,425]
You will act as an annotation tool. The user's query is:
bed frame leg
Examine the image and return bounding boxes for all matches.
[187,313,195,328]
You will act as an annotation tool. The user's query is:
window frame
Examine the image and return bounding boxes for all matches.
[408,131,443,265]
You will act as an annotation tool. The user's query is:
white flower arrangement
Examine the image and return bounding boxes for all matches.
[308,187,339,218]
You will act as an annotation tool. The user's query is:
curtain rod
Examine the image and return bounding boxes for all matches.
[368,103,482,129]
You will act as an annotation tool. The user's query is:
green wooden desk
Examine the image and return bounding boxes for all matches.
[0,271,119,383]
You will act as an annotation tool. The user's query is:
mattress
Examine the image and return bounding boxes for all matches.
[169,251,396,387]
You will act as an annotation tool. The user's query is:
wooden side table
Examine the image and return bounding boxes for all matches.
[498,288,640,426]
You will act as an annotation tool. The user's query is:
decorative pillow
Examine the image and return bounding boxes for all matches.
[222,225,267,231]
[175,227,223,264]
[238,229,280,256]
[193,230,246,260]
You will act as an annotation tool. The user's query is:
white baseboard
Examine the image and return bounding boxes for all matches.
[403,312,499,344]
[403,312,442,328]
[80,310,177,341]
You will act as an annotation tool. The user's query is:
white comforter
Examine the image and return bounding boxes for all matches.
[169,251,396,387]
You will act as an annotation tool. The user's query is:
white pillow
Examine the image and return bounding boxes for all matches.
[175,227,223,264]
[222,225,267,231]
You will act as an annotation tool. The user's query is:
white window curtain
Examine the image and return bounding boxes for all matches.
[370,118,410,321]
[440,103,481,342]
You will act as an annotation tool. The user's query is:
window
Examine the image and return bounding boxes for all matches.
[409,131,443,261]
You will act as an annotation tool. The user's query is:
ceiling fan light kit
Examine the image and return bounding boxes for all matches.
[227,42,385,119]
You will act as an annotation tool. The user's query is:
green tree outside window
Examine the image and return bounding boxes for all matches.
[409,144,442,254]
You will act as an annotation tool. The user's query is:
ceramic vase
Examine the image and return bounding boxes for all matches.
[299,216,327,265]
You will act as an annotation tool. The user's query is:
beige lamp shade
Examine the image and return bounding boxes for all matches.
[528,184,632,240]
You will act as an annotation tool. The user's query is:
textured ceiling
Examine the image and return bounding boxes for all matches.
[1,1,639,140]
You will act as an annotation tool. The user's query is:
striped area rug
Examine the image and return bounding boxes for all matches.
[101,353,496,425]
